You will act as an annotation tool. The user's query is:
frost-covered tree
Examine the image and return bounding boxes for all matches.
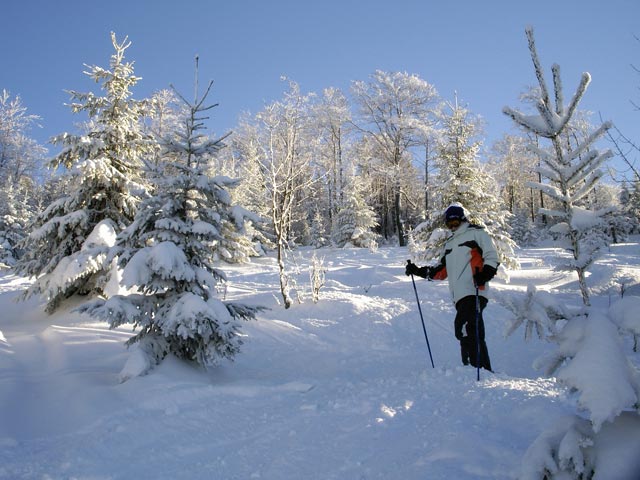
[79,65,262,378]
[15,33,151,313]
[332,171,378,249]
[312,87,352,232]
[488,133,540,220]
[351,70,440,246]
[503,27,613,306]
[411,99,517,269]
[0,90,47,265]
[508,208,540,246]
[501,27,639,480]
[309,209,330,248]
[0,89,46,187]
[233,80,317,308]
[500,284,640,480]
[144,88,191,173]
[0,182,31,268]
[621,181,640,233]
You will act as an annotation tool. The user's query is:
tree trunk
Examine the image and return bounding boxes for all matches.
[576,266,591,307]
[276,237,292,309]
[569,222,590,306]
[424,142,430,217]
[395,188,405,246]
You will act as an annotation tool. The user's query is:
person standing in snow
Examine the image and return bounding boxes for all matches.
[406,204,499,371]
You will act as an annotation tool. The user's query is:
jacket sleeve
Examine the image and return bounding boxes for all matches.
[477,230,499,269]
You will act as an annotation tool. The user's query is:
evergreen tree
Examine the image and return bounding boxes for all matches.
[503,27,638,480]
[332,172,378,249]
[310,208,330,248]
[509,208,540,246]
[503,26,613,306]
[15,33,151,313]
[80,63,262,376]
[0,179,37,268]
[411,99,517,269]
[621,181,640,234]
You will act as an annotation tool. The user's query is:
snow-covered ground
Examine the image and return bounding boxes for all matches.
[1,241,639,479]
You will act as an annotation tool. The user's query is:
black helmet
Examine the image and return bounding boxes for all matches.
[444,204,466,222]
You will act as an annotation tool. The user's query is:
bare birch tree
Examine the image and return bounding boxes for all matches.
[233,80,316,308]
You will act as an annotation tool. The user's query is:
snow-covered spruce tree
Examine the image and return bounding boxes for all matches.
[514,298,640,480]
[0,213,24,269]
[310,209,330,248]
[503,27,613,307]
[622,181,640,233]
[213,218,260,263]
[0,182,24,268]
[332,171,378,249]
[410,98,517,269]
[15,33,151,313]
[79,65,262,377]
[501,27,640,480]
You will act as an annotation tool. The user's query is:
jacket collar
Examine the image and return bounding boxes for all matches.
[448,221,469,239]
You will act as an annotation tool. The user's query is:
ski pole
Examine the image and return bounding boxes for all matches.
[474,269,481,381]
[408,260,435,368]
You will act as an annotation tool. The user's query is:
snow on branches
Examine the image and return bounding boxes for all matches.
[503,26,613,307]
[79,61,263,379]
[504,26,639,479]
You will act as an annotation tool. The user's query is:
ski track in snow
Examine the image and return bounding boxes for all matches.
[0,243,638,480]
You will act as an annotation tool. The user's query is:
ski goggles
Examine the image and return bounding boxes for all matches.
[445,218,462,229]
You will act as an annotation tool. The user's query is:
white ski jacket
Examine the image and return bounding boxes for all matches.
[438,222,499,304]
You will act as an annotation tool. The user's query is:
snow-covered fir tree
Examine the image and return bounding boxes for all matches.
[332,171,378,249]
[503,26,613,307]
[411,98,517,269]
[79,64,262,377]
[310,208,330,248]
[213,218,260,263]
[501,27,639,480]
[0,181,28,268]
[615,182,640,237]
[508,208,540,246]
[500,283,640,480]
[0,213,23,269]
[15,33,151,313]
[592,183,635,243]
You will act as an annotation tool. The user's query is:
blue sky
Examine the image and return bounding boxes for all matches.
[3,0,638,177]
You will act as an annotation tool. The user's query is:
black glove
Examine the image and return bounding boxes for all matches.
[406,260,420,277]
[406,261,430,278]
[473,265,497,287]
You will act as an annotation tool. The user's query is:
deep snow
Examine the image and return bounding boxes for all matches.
[1,241,639,479]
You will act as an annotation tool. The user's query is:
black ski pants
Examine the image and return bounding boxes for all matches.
[454,295,492,371]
